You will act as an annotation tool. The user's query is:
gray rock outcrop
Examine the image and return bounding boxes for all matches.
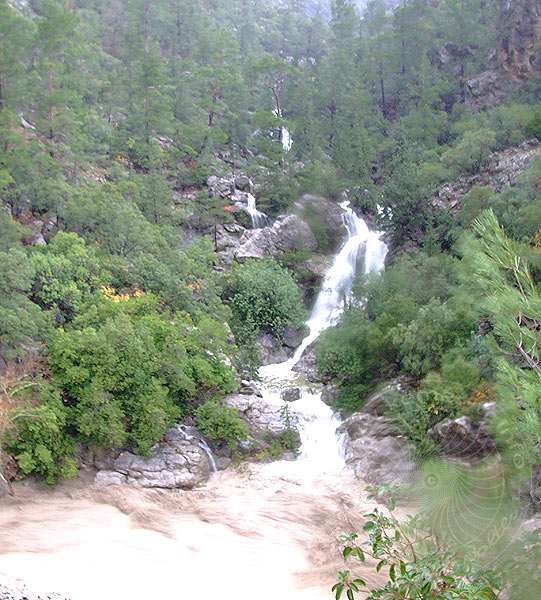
[428,402,499,459]
[234,214,317,262]
[255,332,291,366]
[0,473,10,498]
[295,194,347,251]
[94,425,213,489]
[292,346,320,382]
[339,413,416,486]
[222,393,293,439]
[282,388,301,402]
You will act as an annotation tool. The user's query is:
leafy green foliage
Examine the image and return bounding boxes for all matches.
[30,232,112,325]
[0,247,50,361]
[223,259,306,341]
[442,128,498,176]
[335,489,503,600]
[195,400,249,450]
[524,106,541,140]
[6,384,77,484]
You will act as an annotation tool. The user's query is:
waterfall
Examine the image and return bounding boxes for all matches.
[176,424,217,473]
[257,201,388,470]
[281,127,292,151]
[245,193,267,229]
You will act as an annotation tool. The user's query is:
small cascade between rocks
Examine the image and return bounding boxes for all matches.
[245,193,268,229]
[257,201,388,471]
[176,424,218,473]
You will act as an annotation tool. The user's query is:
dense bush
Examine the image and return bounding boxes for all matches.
[195,400,249,450]
[222,259,306,342]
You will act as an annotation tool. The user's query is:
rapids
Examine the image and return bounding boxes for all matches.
[0,202,388,599]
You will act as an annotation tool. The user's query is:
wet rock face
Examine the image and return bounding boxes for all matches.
[94,426,212,489]
[0,473,10,498]
[292,347,320,383]
[282,387,301,402]
[339,413,416,486]
[221,393,301,455]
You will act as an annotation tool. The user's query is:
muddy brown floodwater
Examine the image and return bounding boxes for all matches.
[0,462,389,600]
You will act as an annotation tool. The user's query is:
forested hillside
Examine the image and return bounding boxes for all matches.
[0,0,540,597]
[0,0,539,501]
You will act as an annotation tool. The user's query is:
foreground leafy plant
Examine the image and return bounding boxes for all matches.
[334,488,502,600]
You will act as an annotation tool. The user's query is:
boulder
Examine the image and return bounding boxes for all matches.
[0,573,69,600]
[339,413,416,486]
[222,393,293,439]
[281,325,307,349]
[428,403,498,459]
[234,214,317,261]
[207,175,235,198]
[94,426,213,489]
[239,380,263,397]
[215,223,248,264]
[75,446,118,471]
[292,347,320,382]
[303,255,333,280]
[273,214,317,253]
[255,332,291,366]
[320,384,338,407]
[235,227,276,260]
[295,195,347,251]
[282,388,301,402]
[235,175,253,191]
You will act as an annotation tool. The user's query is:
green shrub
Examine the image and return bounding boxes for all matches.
[195,400,249,449]
[223,259,306,341]
[524,107,541,140]
[442,128,497,176]
[7,384,77,484]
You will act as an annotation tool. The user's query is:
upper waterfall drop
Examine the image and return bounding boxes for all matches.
[260,201,388,378]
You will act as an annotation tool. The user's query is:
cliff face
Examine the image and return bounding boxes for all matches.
[467,0,541,109]
[493,0,541,82]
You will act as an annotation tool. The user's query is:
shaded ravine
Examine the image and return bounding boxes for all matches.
[0,203,388,600]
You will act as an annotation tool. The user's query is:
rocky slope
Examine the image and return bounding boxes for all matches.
[433,139,540,212]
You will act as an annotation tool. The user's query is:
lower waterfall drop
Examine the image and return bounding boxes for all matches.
[257,201,388,471]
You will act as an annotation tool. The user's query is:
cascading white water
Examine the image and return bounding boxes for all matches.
[257,201,388,471]
[281,127,292,151]
[245,193,267,229]
[177,424,218,472]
